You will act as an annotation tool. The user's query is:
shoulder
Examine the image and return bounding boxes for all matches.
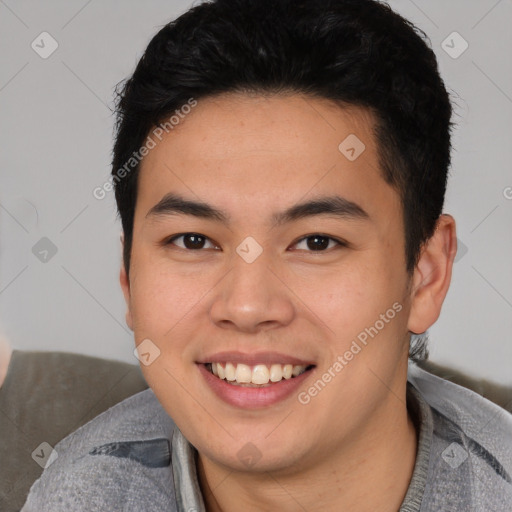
[21,388,178,512]
[408,363,512,510]
[408,362,512,444]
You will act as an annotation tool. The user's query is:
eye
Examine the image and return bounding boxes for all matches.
[291,234,346,252]
[165,233,219,250]
[163,232,346,252]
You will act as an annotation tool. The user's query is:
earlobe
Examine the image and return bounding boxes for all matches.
[119,234,134,331]
[407,214,457,334]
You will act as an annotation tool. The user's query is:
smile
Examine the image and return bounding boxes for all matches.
[198,352,317,408]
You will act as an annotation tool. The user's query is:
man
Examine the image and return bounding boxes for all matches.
[22,0,512,510]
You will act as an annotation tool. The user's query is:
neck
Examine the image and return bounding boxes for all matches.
[197,388,418,512]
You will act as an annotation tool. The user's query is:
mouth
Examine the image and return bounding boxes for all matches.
[204,362,316,387]
[197,352,317,408]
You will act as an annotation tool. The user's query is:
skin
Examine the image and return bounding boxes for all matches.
[0,335,12,388]
[120,92,457,512]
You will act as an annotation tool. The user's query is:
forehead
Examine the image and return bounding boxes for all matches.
[136,92,398,224]
[143,92,377,163]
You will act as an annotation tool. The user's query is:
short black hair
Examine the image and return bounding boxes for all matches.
[112,0,455,360]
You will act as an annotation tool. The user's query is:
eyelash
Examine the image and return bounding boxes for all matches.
[164,233,347,253]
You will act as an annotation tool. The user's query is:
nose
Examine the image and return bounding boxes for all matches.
[209,249,295,334]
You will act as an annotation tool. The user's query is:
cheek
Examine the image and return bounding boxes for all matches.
[129,266,202,406]
[305,262,389,325]
[315,260,407,353]
[129,264,194,340]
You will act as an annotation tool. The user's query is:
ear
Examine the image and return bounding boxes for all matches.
[119,233,134,331]
[407,214,457,334]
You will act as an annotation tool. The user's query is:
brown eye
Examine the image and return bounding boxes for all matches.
[292,234,346,252]
[166,233,217,250]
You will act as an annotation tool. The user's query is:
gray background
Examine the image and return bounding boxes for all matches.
[0,0,511,384]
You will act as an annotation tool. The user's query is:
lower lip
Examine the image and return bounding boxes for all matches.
[197,364,315,409]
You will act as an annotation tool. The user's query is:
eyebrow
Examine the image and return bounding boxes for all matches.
[146,192,370,226]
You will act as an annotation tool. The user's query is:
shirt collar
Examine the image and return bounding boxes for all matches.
[399,382,434,511]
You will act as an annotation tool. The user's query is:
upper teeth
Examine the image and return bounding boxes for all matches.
[210,362,308,385]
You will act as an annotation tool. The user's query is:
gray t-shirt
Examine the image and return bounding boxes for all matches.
[21,363,512,511]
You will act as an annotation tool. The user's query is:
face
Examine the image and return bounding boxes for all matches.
[121,92,416,473]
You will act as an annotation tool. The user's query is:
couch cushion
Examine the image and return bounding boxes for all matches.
[0,350,148,512]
